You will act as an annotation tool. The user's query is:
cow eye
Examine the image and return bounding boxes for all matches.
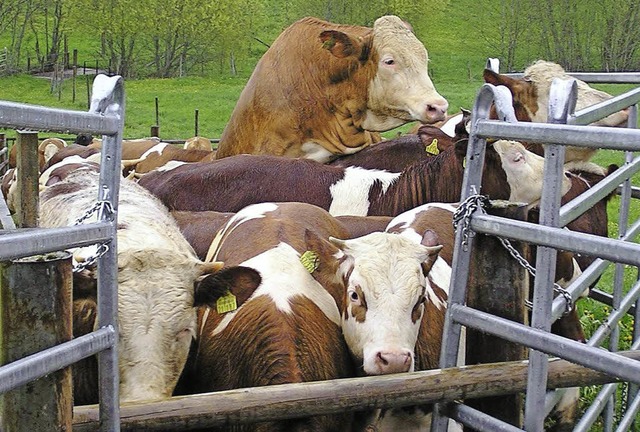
[348,290,359,302]
[382,57,395,66]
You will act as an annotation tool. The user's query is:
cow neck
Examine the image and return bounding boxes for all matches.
[368,147,464,216]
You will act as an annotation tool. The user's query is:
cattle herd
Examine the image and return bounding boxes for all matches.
[0,14,630,432]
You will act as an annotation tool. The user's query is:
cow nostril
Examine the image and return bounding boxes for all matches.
[377,351,389,366]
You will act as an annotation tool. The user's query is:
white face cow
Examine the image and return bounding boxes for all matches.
[332,231,442,375]
[363,15,449,131]
[493,139,571,204]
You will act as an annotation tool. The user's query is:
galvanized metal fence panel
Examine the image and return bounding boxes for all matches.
[0,74,124,432]
[433,61,640,432]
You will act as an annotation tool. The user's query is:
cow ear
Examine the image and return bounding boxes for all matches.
[483,69,513,87]
[320,30,359,58]
[420,230,443,274]
[194,266,261,308]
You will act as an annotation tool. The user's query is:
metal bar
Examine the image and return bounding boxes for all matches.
[0,101,120,135]
[0,326,116,394]
[587,277,640,347]
[574,382,618,432]
[504,72,640,83]
[449,304,640,384]
[590,288,637,316]
[476,120,640,151]
[0,223,113,260]
[616,389,640,432]
[432,83,518,432]
[92,74,125,432]
[570,87,640,126]
[470,214,640,267]
[444,402,524,432]
[552,259,610,320]
[560,155,640,227]
[0,192,16,230]
[525,79,573,432]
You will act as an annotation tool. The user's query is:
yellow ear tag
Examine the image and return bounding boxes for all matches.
[300,250,319,273]
[216,291,237,314]
[463,157,467,168]
[425,138,440,155]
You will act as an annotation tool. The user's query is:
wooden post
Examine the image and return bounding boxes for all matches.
[72,49,78,103]
[0,133,6,175]
[151,97,160,137]
[15,131,39,228]
[86,75,91,110]
[465,203,530,427]
[194,109,199,137]
[0,251,73,432]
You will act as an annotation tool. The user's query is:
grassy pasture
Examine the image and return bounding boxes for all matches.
[1,70,640,429]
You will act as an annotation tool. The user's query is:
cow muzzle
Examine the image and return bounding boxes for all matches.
[367,349,413,375]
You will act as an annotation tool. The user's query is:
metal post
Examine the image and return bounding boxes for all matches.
[15,131,39,228]
[523,78,573,432]
[0,251,73,432]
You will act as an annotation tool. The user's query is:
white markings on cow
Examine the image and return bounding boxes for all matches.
[301,141,341,163]
[140,142,170,159]
[329,167,400,216]
[439,113,463,137]
[157,160,188,172]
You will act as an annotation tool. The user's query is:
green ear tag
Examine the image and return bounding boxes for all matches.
[425,138,440,155]
[216,291,237,314]
[300,250,319,273]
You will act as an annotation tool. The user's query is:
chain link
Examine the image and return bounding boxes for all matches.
[452,194,490,251]
[453,194,574,314]
[72,200,115,273]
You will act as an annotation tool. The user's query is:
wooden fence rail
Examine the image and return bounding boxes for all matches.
[72,351,640,432]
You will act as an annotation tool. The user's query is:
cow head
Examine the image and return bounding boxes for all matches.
[112,250,224,402]
[355,15,448,130]
[330,231,442,375]
[493,140,571,203]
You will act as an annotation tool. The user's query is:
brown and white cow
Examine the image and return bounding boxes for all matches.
[215,15,448,162]
[171,208,393,261]
[176,202,443,430]
[38,168,225,404]
[121,142,216,175]
[138,139,510,217]
[183,136,212,151]
[484,60,630,162]
[8,137,68,171]
[384,202,584,431]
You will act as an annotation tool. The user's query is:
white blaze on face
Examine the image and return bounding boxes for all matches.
[336,232,438,375]
[363,16,448,131]
[329,167,400,216]
[493,140,571,203]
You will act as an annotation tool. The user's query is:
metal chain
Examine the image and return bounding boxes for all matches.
[72,200,115,273]
[453,194,574,314]
[452,194,490,251]
[73,244,110,273]
[497,237,574,314]
[73,200,115,225]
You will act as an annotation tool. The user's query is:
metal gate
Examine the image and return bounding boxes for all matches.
[0,74,125,432]
[432,61,640,431]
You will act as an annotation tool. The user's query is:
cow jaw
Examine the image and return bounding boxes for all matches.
[363,16,448,131]
[334,232,437,376]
